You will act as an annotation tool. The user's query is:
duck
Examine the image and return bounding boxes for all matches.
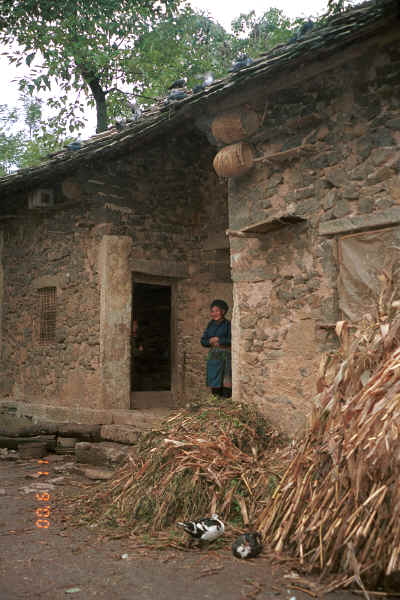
[232,532,263,559]
[177,513,225,543]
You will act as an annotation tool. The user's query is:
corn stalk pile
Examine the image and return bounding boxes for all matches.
[257,283,400,585]
[68,398,290,535]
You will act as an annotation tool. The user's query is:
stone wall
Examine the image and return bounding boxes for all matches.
[228,32,400,436]
[0,131,231,408]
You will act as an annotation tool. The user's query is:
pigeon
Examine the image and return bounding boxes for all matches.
[168,77,187,90]
[288,19,314,43]
[177,513,225,543]
[228,54,253,73]
[232,532,263,559]
[167,89,187,102]
[129,101,142,122]
[115,117,127,131]
[66,141,82,151]
[192,71,214,94]
[298,18,314,36]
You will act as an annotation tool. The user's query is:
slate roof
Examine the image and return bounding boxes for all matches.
[0,0,398,198]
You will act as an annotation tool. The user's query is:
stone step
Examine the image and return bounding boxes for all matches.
[0,414,101,441]
[0,399,171,430]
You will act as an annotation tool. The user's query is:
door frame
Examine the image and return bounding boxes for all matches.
[130,272,177,408]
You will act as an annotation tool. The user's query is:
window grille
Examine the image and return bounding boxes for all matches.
[39,287,56,342]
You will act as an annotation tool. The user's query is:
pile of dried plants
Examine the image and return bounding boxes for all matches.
[258,269,400,589]
[67,397,291,537]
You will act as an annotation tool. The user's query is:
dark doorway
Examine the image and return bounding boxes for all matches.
[131,281,171,392]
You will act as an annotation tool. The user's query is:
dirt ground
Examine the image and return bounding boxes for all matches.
[0,454,359,600]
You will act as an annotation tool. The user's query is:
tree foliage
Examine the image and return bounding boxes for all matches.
[0,0,363,139]
[0,0,182,133]
[126,7,230,100]
[0,96,70,175]
[230,8,293,57]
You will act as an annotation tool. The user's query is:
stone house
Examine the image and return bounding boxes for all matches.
[0,0,399,437]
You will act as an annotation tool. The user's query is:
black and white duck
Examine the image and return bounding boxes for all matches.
[232,532,263,559]
[177,513,225,544]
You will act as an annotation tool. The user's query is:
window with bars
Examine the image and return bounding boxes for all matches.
[39,287,56,342]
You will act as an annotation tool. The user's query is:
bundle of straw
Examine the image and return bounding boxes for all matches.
[67,398,290,535]
[258,283,400,586]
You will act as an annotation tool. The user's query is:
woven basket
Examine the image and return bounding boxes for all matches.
[213,142,254,178]
[211,110,260,144]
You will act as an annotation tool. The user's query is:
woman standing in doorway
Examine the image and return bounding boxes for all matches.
[201,299,232,398]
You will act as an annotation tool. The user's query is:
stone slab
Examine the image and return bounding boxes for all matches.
[0,434,56,451]
[100,424,140,445]
[319,208,400,235]
[56,423,102,441]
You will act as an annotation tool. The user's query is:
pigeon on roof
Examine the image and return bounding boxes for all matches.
[129,100,143,122]
[228,54,253,73]
[288,18,314,43]
[192,71,214,94]
[168,77,187,90]
[115,117,127,131]
[167,89,187,102]
[65,141,82,151]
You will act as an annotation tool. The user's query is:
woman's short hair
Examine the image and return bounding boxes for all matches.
[210,299,229,313]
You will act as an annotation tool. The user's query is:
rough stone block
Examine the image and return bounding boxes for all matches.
[74,465,114,481]
[57,437,78,449]
[387,118,400,130]
[75,441,130,467]
[367,167,395,185]
[370,147,397,167]
[332,199,351,218]
[342,186,359,200]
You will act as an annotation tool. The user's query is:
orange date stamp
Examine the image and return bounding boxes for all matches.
[35,459,51,529]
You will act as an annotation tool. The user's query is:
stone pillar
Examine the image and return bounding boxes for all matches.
[98,235,133,409]
[0,231,3,361]
[231,283,240,404]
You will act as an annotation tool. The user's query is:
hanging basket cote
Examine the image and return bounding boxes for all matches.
[213,142,254,178]
[211,110,260,145]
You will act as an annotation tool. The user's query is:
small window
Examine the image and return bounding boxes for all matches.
[39,287,56,342]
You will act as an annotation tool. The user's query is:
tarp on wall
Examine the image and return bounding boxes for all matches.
[338,227,400,322]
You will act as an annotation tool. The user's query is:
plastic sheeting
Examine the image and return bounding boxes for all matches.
[338,227,400,322]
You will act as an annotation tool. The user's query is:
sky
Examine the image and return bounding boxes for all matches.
[191,0,328,28]
[1,0,336,137]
